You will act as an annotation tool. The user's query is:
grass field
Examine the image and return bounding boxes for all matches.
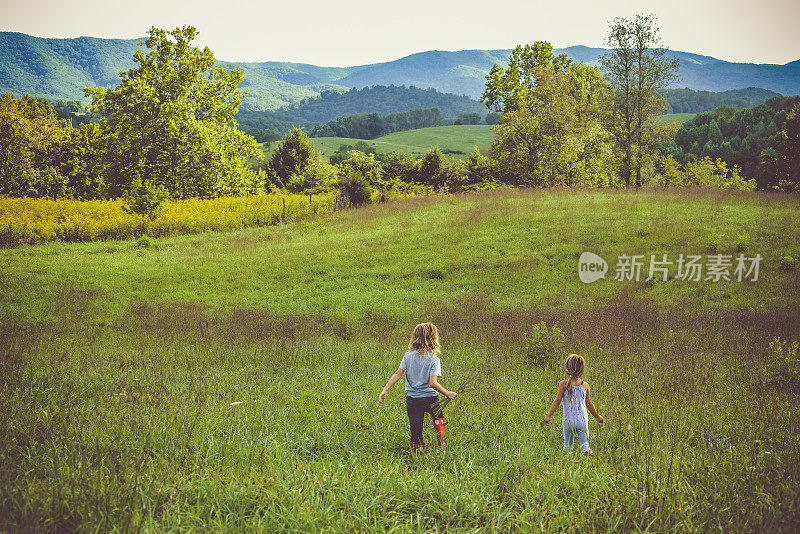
[2,188,800,531]
[264,125,495,161]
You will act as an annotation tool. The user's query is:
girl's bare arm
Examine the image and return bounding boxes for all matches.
[543,381,566,424]
[429,376,457,399]
[584,383,603,422]
[379,369,404,405]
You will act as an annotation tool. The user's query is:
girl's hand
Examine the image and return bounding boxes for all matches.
[597,415,604,424]
[378,391,387,405]
[543,416,551,426]
[445,390,457,400]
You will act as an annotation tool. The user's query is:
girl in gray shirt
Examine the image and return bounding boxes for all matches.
[379,323,457,451]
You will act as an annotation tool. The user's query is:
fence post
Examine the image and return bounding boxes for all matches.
[282,197,286,221]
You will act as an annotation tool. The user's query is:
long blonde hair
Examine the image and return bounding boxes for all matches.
[565,353,585,402]
[409,323,440,355]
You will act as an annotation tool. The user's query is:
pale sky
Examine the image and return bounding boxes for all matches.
[1,0,798,66]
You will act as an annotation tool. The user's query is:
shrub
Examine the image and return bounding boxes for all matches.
[706,231,723,253]
[302,160,339,193]
[337,171,373,206]
[286,174,309,193]
[268,128,317,185]
[767,337,800,393]
[736,231,750,252]
[135,235,151,255]
[122,178,168,220]
[338,150,383,188]
[523,322,565,368]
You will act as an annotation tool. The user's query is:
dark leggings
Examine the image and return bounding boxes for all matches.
[406,396,444,445]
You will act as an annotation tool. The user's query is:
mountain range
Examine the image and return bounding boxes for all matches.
[1,31,798,111]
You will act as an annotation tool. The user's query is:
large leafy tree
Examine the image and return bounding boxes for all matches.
[0,92,72,197]
[86,26,261,199]
[600,14,679,187]
[482,43,617,187]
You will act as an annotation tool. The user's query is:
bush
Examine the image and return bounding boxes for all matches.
[523,322,565,368]
[339,150,383,188]
[780,255,796,271]
[2,167,71,199]
[135,235,151,255]
[268,128,317,185]
[706,231,723,253]
[767,337,800,393]
[122,178,168,220]
[337,171,373,206]
[736,231,750,252]
[302,160,339,193]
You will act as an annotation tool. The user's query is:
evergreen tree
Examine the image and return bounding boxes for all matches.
[268,127,318,186]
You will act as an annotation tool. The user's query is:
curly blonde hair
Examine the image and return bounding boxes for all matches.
[409,323,440,355]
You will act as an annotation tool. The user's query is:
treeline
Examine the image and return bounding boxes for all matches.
[3,24,799,214]
[662,87,782,114]
[235,85,490,138]
[309,109,443,139]
[282,85,488,122]
[663,96,800,189]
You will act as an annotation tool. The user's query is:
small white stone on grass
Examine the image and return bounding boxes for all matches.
[230,401,243,406]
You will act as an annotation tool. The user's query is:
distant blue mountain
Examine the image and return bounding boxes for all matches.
[1,32,798,110]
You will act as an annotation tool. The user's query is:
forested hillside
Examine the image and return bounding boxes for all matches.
[663,87,782,113]
[665,96,800,189]
[235,85,489,136]
[2,32,798,110]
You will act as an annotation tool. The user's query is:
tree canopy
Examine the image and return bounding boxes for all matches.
[482,43,617,187]
[86,26,261,199]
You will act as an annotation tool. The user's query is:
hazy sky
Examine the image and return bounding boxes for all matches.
[1,0,798,66]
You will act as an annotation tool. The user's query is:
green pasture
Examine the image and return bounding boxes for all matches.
[264,125,494,161]
[2,188,799,531]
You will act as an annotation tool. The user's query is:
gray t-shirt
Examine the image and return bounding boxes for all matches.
[399,350,441,398]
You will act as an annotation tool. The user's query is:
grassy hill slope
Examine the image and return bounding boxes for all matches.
[307,125,494,160]
[2,189,799,530]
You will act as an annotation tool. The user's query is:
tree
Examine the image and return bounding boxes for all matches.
[0,92,72,197]
[268,127,318,187]
[339,150,383,188]
[455,113,481,125]
[600,14,679,187]
[86,26,262,199]
[762,102,800,191]
[481,43,617,187]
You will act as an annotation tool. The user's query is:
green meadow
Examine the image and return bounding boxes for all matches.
[2,188,799,531]
[263,125,495,161]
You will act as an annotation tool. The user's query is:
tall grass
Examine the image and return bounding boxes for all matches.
[1,318,798,531]
[2,187,799,531]
[0,193,336,247]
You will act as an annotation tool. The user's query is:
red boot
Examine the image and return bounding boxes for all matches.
[434,418,448,448]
